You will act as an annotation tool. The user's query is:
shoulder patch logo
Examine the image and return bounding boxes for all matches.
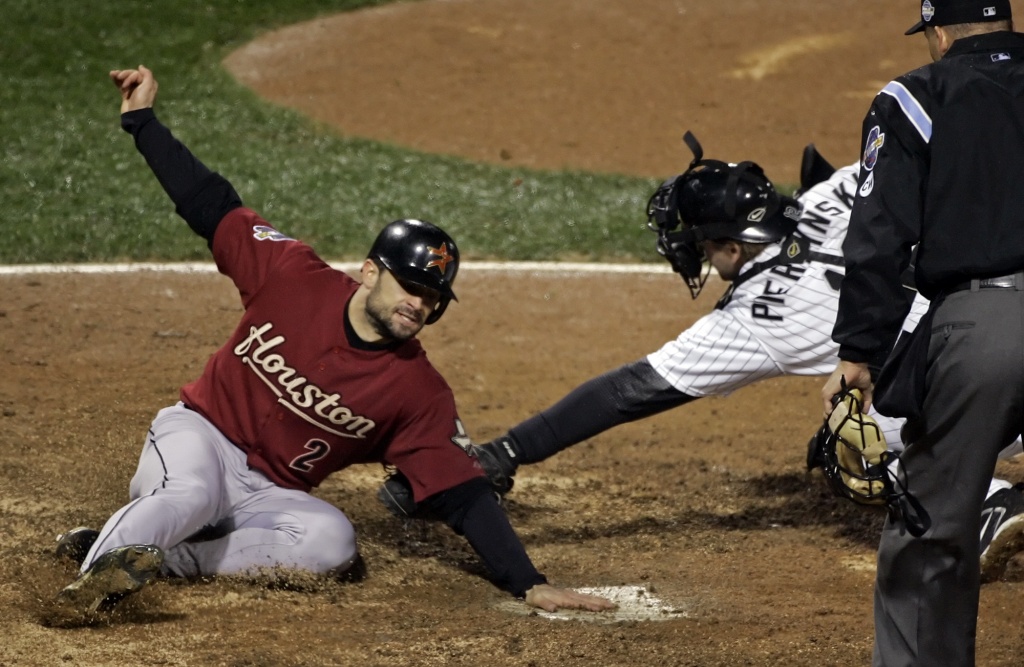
[252,225,293,242]
[862,126,885,172]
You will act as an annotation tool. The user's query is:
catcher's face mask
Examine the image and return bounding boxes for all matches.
[816,380,931,537]
[646,131,799,299]
[647,176,710,299]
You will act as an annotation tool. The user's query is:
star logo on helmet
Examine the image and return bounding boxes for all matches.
[426,243,453,273]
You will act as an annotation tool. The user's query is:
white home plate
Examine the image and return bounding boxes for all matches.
[497,585,690,623]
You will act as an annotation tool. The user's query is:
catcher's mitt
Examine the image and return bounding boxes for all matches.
[819,385,891,505]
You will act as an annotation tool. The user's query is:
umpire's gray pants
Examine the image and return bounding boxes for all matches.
[873,287,1024,667]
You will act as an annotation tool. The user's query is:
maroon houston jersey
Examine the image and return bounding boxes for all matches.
[180,208,484,500]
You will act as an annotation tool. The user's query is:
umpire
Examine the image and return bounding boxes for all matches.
[822,1,1024,665]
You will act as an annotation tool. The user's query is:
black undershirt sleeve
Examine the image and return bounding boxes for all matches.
[121,108,242,243]
[421,477,547,598]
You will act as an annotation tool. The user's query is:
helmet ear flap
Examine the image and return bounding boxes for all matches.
[425,295,452,325]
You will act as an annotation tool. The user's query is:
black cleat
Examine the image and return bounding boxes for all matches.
[56,544,164,613]
[980,483,1024,583]
[806,429,826,471]
[55,527,100,566]
[473,438,517,495]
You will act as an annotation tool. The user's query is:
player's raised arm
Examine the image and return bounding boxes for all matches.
[111,64,241,244]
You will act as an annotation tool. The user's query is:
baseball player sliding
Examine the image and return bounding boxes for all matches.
[384,133,1024,582]
[52,65,615,616]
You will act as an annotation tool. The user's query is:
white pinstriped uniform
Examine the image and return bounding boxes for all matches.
[646,163,928,449]
[646,163,1022,469]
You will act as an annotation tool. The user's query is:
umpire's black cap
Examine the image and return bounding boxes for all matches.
[906,0,1012,35]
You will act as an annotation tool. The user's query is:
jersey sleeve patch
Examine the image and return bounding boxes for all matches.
[862,126,886,172]
[252,225,294,242]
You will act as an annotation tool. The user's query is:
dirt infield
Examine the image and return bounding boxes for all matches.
[4,1,1024,666]
[223,0,930,182]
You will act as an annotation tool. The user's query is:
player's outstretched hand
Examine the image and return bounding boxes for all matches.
[109,64,158,114]
[523,584,617,612]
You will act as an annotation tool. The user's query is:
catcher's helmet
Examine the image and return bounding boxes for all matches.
[647,131,801,298]
[368,218,459,324]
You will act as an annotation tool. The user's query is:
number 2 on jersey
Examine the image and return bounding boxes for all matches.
[289,439,331,472]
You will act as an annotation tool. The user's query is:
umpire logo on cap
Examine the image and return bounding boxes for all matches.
[922,0,935,22]
[906,0,1011,34]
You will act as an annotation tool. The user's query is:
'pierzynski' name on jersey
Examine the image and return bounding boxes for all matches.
[647,164,927,400]
[741,163,860,325]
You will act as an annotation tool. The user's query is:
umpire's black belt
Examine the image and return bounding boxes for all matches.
[947,271,1024,293]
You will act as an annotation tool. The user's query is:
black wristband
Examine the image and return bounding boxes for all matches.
[121,107,157,135]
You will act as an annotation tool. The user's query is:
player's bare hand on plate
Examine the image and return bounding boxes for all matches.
[524,584,617,612]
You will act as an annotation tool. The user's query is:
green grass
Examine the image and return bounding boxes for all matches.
[0,0,660,264]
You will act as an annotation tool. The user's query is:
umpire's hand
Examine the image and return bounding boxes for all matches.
[110,64,157,113]
[822,360,873,418]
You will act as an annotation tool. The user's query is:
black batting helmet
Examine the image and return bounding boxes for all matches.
[368,218,459,324]
[647,131,801,298]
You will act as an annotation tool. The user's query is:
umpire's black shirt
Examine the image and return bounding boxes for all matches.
[835,31,1024,365]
